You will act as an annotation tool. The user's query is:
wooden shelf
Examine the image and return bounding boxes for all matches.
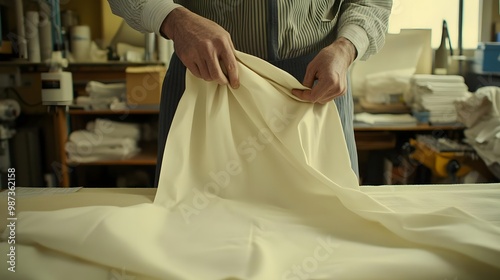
[354,123,465,132]
[355,132,397,151]
[0,61,164,73]
[69,109,159,115]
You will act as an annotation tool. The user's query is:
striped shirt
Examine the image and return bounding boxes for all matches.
[107,0,392,61]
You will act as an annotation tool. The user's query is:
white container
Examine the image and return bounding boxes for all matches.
[14,0,28,59]
[38,0,53,62]
[71,25,91,62]
[26,11,41,63]
[41,71,74,106]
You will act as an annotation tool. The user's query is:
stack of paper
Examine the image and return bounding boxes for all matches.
[405,75,471,124]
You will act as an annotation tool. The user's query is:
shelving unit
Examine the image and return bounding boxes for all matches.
[68,110,158,167]
[46,62,164,187]
[68,109,159,116]
[63,107,160,187]
[0,59,165,187]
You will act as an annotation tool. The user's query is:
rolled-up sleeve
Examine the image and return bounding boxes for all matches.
[338,0,392,61]
[107,0,182,37]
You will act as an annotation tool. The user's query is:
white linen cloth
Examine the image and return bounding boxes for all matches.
[81,81,127,110]
[85,81,126,98]
[364,68,414,104]
[459,87,500,178]
[1,52,499,279]
[66,130,139,162]
[87,118,141,141]
[355,112,417,126]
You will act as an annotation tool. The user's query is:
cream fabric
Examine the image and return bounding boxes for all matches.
[1,52,500,279]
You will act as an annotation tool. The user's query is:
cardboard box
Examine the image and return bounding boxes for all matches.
[126,66,166,107]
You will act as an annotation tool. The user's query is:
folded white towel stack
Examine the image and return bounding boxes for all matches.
[76,81,127,110]
[355,112,417,126]
[364,68,415,104]
[404,75,471,124]
[66,119,141,162]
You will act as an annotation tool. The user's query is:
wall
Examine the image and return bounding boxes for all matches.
[60,0,124,48]
[483,0,500,42]
[493,0,500,40]
[493,0,500,22]
[100,0,123,47]
[60,0,102,42]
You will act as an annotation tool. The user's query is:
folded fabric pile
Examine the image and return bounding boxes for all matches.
[405,74,471,124]
[66,118,141,162]
[355,112,417,126]
[75,81,127,110]
[364,68,414,104]
[456,86,500,179]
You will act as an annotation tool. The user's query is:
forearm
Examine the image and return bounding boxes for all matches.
[338,0,392,61]
[107,0,182,36]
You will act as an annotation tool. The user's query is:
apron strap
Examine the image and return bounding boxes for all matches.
[267,0,279,61]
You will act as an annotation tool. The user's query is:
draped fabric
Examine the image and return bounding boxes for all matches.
[1,52,499,280]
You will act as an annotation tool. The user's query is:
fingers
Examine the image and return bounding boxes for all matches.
[206,55,229,85]
[185,51,235,87]
[220,48,239,89]
[170,12,239,88]
[291,57,347,104]
[291,63,317,102]
[302,64,317,89]
[191,50,239,88]
[291,88,311,101]
[311,79,339,104]
[292,76,346,104]
[185,61,202,79]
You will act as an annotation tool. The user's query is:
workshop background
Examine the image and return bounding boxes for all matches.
[0,0,499,188]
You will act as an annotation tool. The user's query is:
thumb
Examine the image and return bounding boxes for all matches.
[302,63,317,88]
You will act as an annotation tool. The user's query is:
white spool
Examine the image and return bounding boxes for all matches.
[38,1,53,62]
[14,0,28,60]
[71,25,91,62]
[26,11,41,63]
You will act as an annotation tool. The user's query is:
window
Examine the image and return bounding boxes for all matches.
[388,0,481,49]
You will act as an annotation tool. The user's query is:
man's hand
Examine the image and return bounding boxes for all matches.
[160,7,239,89]
[292,37,357,104]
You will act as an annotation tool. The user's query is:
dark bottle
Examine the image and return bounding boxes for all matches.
[434,20,452,75]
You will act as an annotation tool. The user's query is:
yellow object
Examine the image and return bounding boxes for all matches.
[0,41,12,54]
[410,138,472,177]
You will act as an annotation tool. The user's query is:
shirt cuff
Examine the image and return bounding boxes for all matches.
[142,0,183,37]
[338,24,369,62]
